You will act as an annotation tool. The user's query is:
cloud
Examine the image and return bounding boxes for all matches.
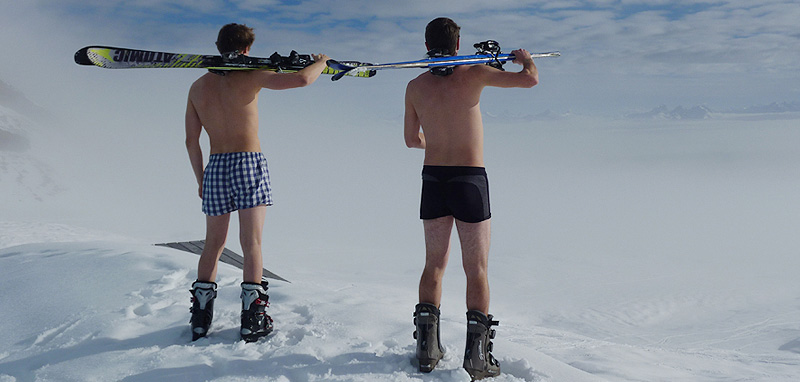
[20,1,800,74]
[2,1,799,115]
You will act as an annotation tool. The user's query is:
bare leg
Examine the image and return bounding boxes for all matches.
[239,205,267,284]
[419,216,454,307]
[456,219,491,314]
[197,213,231,282]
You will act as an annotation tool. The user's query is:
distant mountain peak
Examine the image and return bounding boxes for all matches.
[0,79,50,123]
[625,105,713,120]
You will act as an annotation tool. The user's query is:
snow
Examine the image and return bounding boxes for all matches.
[3,98,800,381]
[0,237,584,382]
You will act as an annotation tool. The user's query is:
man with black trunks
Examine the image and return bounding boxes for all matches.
[404,17,538,379]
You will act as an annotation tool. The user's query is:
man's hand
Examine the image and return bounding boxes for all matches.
[511,49,533,65]
[312,53,331,63]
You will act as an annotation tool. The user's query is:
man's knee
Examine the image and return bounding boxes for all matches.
[463,262,488,281]
[423,257,448,277]
[204,236,226,251]
[240,235,262,249]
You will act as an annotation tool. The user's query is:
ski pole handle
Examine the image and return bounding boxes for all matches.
[510,51,561,60]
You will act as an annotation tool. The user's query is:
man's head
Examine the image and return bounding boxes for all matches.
[216,23,255,55]
[425,17,460,56]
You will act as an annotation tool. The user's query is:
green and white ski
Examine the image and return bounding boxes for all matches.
[74,45,376,78]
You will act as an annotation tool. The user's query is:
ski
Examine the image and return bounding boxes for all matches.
[327,40,560,81]
[74,45,376,78]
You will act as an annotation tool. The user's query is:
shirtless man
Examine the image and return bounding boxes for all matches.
[185,23,330,342]
[404,17,538,379]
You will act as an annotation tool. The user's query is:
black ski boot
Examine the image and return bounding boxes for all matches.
[413,303,445,372]
[240,281,273,342]
[189,281,217,341]
[463,310,501,380]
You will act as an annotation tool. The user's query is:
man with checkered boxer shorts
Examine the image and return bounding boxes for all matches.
[184,23,330,342]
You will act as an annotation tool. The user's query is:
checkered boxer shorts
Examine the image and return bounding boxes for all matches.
[202,152,273,216]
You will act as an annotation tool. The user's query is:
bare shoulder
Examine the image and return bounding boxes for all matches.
[189,72,214,93]
[187,77,203,104]
[407,71,429,87]
[405,71,430,97]
[245,69,279,81]
[464,64,501,79]
[466,63,537,88]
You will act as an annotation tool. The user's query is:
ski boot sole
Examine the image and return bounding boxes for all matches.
[241,329,272,343]
[464,366,501,381]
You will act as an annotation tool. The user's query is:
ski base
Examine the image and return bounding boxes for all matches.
[75,46,375,78]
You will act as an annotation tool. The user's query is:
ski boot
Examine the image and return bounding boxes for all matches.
[189,281,217,341]
[463,310,501,380]
[413,303,445,372]
[240,281,273,342]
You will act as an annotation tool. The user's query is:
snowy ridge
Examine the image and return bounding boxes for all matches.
[731,101,800,114]
[2,80,800,381]
[625,105,714,120]
[0,106,63,204]
[0,80,50,124]
[482,102,800,123]
[0,234,600,382]
[2,213,800,381]
[0,105,31,152]
[624,102,800,121]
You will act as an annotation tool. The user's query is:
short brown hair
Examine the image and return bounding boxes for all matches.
[425,17,460,56]
[216,23,255,54]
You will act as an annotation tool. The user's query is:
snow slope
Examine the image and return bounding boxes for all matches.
[0,231,600,382]
[2,93,800,380]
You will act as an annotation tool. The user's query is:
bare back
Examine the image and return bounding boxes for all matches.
[188,71,263,153]
[404,52,538,167]
[406,65,487,166]
[185,53,329,194]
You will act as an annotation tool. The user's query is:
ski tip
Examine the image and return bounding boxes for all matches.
[326,59,377,80]
[326,59,351,81]
[524,51,561,59]
[326,59,355,72]
[539,51,561,58]
[331,71,349,81]
[74,46,94,66]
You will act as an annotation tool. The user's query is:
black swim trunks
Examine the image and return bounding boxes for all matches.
[420,166,491,223]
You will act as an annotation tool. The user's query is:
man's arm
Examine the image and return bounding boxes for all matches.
[404,84,426,149]
[478,48,539,89]
[255,54,332,90]
[185,96,205,198]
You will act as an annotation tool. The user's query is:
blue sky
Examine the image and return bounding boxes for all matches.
[1,0,799,117]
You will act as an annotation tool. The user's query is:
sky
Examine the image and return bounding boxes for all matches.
[0,0,799,118]
[2,6,800,379]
